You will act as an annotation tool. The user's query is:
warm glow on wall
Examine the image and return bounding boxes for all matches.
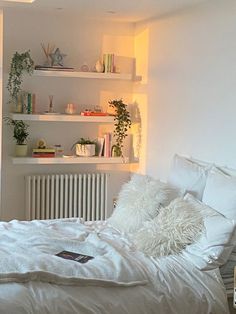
[134,27,149,84]
[130,94,148,174]
[102,35,134,57]
[131,26,150,174]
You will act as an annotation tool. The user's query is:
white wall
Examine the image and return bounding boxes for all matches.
[0,11,2,216]
[1,9,135,220]
[135,0,236,181]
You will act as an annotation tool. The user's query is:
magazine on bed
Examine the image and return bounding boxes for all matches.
[55,250,94,263]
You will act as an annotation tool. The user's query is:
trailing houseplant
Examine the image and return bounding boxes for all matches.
[71,138,96,157]
[109,99,132,157]
[4,117,29,156]
[7,50,34,109]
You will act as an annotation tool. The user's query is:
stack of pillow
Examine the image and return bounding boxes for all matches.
[108,154,236,275]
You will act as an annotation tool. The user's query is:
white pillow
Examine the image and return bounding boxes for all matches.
[108,174,181,233]
[182,194,236,270]
[202,167,236,220]
[168,154,208,200]
[133,197,204,257]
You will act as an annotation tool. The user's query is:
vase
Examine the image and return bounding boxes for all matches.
[15,144,28,157]
[76,144,96,157]
[95,60,104,73]
[111,145,122,157]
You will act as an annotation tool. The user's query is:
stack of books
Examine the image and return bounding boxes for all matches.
[103,54,115,73]
[32,148,56,158]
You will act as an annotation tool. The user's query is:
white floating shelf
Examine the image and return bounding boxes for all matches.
[12,156,129,165]
[11,113,115,123]
[33,70,142,81]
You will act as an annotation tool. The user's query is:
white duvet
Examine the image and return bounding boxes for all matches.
[0,219,230,314]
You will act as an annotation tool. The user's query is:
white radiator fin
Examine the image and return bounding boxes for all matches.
[25,173,108,221]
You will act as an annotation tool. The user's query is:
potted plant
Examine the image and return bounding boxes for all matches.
[109,99,132,157]
[7,50,34,112]
[4,117,29,157]
[72,138,96,157]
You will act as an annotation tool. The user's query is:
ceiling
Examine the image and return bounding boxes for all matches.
[0,0,209,22]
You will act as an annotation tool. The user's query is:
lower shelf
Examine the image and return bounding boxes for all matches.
[12,156,129,165]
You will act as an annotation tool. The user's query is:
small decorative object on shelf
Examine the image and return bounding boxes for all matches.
[108,99,131,157]
[65,103,76,114]
[80,62,89,72]
[32,138,56,158]
[48,95,54,113]
[44,95,60,114]
[4,117,29,157]
[53,144,64,157]
[50,48,67,67]
[80,110,109,116]
[95,59,104,73]
[36,138,46,149]
[7,50,34,112]
[41,43,55,66]
[72,138,96,157]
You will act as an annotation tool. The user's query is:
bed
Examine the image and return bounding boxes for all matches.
[0,154,235,314]
[0,219,229,314]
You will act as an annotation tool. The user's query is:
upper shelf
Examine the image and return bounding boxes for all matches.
[33,70,142,81]
[11,113,115,123]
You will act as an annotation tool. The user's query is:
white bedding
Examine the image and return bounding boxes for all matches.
[0,219,230,314]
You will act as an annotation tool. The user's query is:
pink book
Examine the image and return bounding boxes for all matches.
[104,133,111,157]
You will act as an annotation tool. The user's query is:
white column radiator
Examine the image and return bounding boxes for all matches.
[25,173,109,221]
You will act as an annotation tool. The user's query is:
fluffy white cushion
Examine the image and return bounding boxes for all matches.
[168,154,209,200]
[202,166,236,220]
[133,196,204,257]
[182,194,236,270]
[108,174,181,233]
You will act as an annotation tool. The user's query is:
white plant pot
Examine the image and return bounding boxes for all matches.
[76,144,95,157]
[15,144,28,157]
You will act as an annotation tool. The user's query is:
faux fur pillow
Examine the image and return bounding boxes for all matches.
[108,174,181,233]
[133,197,204,257]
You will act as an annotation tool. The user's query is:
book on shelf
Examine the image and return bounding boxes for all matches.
[32,153,55,158]
[103,53,115,73]
[35,65,75,71]
[55,250,94,264]
[97,137,105,157]
[32,148,56,158]
[104,133,112,157]
[32,148,56,153]
[80,111,110,117]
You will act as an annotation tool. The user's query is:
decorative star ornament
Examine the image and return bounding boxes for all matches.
[50,48,67,67]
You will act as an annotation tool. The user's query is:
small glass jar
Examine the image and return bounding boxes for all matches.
[54,144,64,157]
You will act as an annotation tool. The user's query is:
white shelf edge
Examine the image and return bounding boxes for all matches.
[12,156,129,165]
[10,113,115,123]
[33,70,142,81]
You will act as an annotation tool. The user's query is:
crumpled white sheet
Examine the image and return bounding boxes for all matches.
[0,219,148,287]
